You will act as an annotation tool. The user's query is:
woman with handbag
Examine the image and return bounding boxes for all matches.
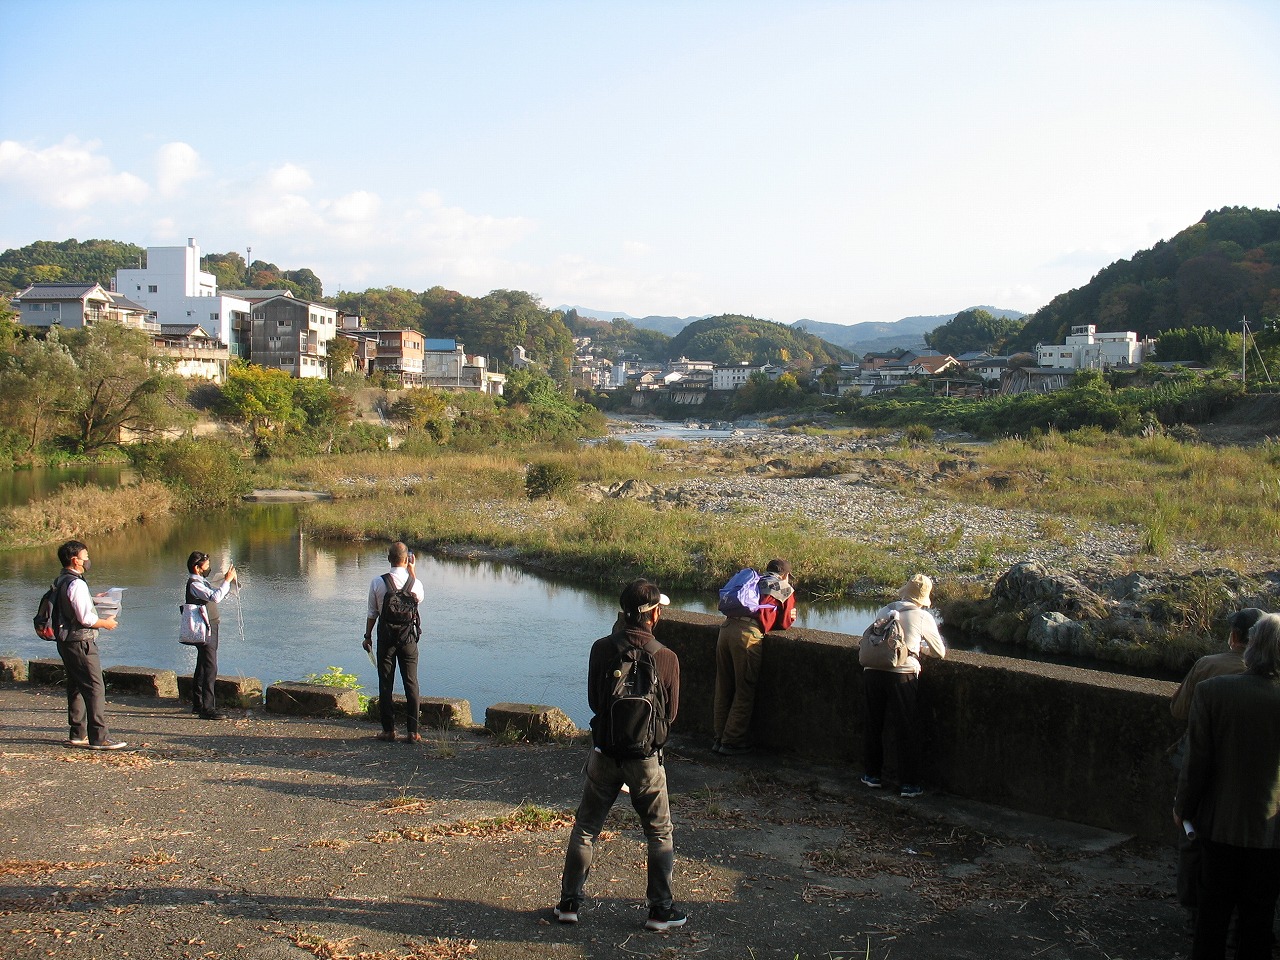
[181,551,236,721]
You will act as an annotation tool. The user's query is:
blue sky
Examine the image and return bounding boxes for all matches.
[1,0,1277,325]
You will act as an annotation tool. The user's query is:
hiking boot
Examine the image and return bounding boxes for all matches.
[89,739,128,750]
[717,742,753,756]
[900,784,925,798]
[199,712,229,721]
[645,905,687,931]
[553,899,580,923]
[66,737,90,748]
[405,732,423,743]
[375,731,397,742]
[859,774,882,788]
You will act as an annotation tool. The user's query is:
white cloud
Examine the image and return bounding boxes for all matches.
[0,137,147,210]
[268,163,313,192]
[155,142,201,197]
[325,190,381,223]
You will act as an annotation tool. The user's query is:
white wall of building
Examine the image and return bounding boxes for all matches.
[1037,324,1152,369]
[115,239,247,345]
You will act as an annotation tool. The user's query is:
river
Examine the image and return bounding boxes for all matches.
[0,467,881,726]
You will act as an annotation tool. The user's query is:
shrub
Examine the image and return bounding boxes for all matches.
[127,437,251,508]
[525,461,577,499]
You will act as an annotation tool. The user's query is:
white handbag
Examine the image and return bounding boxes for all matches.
[179,603,210,646]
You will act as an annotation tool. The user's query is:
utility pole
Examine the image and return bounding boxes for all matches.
[1242,316,1249,388]
[246,247,252,285]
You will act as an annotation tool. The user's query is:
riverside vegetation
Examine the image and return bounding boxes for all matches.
[6,411,1278,674]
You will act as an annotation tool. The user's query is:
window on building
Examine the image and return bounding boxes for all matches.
[148,285,158,293]
[283,356,295,365]
[210,313,219,321]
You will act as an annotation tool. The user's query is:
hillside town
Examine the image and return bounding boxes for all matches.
[9,238,1163,410]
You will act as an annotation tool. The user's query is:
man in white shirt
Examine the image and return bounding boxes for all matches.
[363,542,426,743]
[52,539,126,750]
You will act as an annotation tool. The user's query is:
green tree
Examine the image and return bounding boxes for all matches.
[925,309,1025,356]
[0,334,78,453]
[326,335,357,379]
[1154,326,1242,367]
[332,287,424,328]
[61,324,185,452]
[204,251,247,289]
[219,362,300,432]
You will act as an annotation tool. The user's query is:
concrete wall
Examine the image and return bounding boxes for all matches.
[656,610,1181,840]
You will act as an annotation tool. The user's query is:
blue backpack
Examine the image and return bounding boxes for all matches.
[718,568,764,619]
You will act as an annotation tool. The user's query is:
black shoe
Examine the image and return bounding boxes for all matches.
[553,898,580,923]
[716,742,753,756]
[199,712,228,721]
[645,905,687,931]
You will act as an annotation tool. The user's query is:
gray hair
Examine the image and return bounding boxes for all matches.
[1244,613,1280,678]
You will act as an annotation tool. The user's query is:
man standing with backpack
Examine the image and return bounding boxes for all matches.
[363,542,425,743]
[554,579,687,932]
[48,540,126,750]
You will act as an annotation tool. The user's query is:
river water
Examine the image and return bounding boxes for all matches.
[0,467,880,726]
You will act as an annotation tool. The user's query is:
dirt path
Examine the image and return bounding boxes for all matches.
[1,684,1188,960]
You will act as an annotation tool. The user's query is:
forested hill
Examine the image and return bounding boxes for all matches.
[665,314,854,367]
[0,239,322,300]
[1011,206,1280,351]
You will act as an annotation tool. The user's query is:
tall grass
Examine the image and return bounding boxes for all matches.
[0,480,175,548]
[941,430,1280,555]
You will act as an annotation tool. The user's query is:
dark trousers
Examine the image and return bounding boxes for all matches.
[376,637,419,735]
[560,748,675,909]
[56,638,109,744]
[862,669,921,785]
[192,623,220,714]
[1194,840,1280,960]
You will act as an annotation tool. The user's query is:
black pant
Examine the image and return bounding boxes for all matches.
[376,637,419,735]
[192,622,220,714]
[862,669,921,785]
[56,638,109,744]
[1194,840,1280,960]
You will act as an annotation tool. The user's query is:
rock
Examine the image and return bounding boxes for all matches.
[1026,612,1087,655]
[991,561,1110,621]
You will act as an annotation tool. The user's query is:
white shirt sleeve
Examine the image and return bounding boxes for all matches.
[66,578,99,626]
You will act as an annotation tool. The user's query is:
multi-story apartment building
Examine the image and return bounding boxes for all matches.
[114,239,251,357]
[248,294,338,379]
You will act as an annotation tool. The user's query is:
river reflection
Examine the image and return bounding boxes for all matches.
[0,500,880,726]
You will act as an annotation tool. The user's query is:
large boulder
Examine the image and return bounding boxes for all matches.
[991,561,1110,621]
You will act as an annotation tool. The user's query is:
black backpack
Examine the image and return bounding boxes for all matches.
[598,637,669,761]
[379,574,420,644]
[33,573,74,641]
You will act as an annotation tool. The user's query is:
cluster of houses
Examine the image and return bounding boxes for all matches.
[570,324,1156,408]
[9,238,505,395]
[9,237,1156,404]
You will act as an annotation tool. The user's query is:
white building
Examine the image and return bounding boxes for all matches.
[1036,325,1153,370]
[114,239,251,357]
[712,363,768,391]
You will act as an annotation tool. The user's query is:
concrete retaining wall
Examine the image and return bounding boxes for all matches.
[656,610,1181,839]
[10,610,1183,838]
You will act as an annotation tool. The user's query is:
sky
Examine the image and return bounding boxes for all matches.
[1,0,1278,327]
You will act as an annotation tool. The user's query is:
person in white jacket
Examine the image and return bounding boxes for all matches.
[859,573,946,798]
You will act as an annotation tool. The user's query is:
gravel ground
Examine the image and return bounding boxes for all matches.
[0,684,1189,960]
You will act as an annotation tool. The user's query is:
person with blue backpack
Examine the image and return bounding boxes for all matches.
[554,579,687,932]
[713,559,796,756]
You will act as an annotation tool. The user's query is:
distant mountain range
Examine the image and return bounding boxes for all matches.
[559,304,1026,355]
[557,305,706,337]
